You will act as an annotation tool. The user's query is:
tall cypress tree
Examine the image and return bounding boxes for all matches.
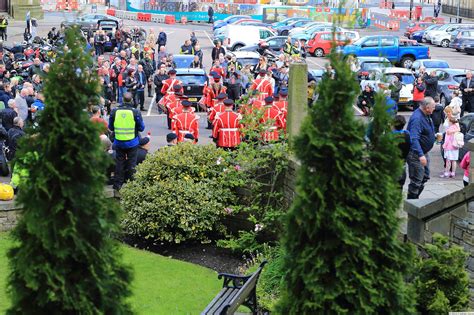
[7,29,132,313]
[277,53,414,313]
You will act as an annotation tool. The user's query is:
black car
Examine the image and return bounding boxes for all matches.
[237,36,296,54]
[175,68,208,108]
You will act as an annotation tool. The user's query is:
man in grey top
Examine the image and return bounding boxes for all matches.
[14,88,29,122]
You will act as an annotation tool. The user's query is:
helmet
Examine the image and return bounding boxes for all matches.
[0,183,14,200]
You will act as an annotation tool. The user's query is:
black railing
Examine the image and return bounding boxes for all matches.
[442,4,474,19]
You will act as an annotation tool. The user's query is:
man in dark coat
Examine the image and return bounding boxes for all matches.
[157,29,167,51]
[423,70,438,98]
[208,6,214,23]
[460,71,474,114]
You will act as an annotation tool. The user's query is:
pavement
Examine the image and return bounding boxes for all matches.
[0,5,471,200]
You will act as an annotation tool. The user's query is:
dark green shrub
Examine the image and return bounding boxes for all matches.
[121,143,239,243]
[413,233,469,314]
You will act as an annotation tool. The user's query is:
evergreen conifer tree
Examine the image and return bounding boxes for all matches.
[277,53,414,313]
[7,29,132,314]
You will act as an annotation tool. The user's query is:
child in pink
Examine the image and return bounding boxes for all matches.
[441,107,460,178]
[460,152,470,187]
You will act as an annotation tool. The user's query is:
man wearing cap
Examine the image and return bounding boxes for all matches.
[205,74,227,112]
[260,96,284,142]
[174,100,199,143]
[166,132,178,146]
[159,84,182,113]
[109,92,145,190]
[212,99,243,149]
[160,69,183,98]
[171,95,195,117]
[209,93,228,124]
[137,135,151,165]
[250,69,273,101]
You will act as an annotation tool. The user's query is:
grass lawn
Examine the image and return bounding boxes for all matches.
[0,232,222,314]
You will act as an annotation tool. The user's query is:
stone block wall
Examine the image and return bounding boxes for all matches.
[0,201,20,232]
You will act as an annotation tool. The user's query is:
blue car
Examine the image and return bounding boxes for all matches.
[272,17,310,29]
[411,24,442,42]
[276,19,313,36]
[213,15,251,31]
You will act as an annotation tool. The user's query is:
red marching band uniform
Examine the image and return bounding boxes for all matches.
[260,96,285,142]
[159,69,183,109]
[204,76,227,111]
[174,100,199,142]
[212,99,243,148]
[250,70,273,101]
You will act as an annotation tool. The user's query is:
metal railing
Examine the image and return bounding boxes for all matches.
[442,4,474,19]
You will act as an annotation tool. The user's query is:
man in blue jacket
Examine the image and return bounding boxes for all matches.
[109,92,145,190]
[406,96,436,199]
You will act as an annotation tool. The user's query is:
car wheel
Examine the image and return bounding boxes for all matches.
[401,56,414,69]
[456,49,461,52]
[232,44,244,51]
[314,48,324,57]
[441,39,450,48]
[440,94,447,107]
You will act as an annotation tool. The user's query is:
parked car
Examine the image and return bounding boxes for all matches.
[343,31,360,42]
[275,19,314,36]
[434,68,468,106]
[423,23,474,44]
[412,24,443,42]
[342,35,430,68]
[306,32,350,57]
[175,68,208,107]
[411,59,450,72]
[227,51,261,68]
[239,21,276,33]
[465,38,474,55]
[431,24,474,47]
[404,22,435,39]
[61,13,120,30]
[360,67,415,107]
[289,22,330,35]
[213,15,251,31]
[220,25,276,51]
[351,56,391,81]
[272,17,311,28]
[237,36,295,54]
[97,19,120,52]
[450,28,474,51]
[291,25,345,42]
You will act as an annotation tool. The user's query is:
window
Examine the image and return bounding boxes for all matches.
[320,34,331,41]
[435,70,449,81]
[380,37,396,46]
[260,30,272,39]
[362,38,379,47]
[423,61,449,68]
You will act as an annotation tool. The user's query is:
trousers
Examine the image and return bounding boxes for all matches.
[407,151,430,199]
[114,145,138,189]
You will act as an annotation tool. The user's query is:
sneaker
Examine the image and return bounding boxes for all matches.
[440,172,450,178]
[449,172,456,178]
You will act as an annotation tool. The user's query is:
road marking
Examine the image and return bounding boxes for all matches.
[147,94,156,116]
[203,30,214,46]
[307,58,325,69]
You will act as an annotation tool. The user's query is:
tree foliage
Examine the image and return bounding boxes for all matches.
[7,28,132,314]
[277,52,414,314]
[413,233,469,314]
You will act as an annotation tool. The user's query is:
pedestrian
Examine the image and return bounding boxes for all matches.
[190,55,202,69]
[250,69,273,101]
[94,30,106,57]
[441,106,461,178]
[135,65,147,111]
[139,54,154,97]
[448,90,462,120]
[190,32,198,47]
[390,75,402,105]
[108,92,145,191]
[137,135,151,165]
[406,97,436,199]
[6,117,25,161]
[392,115,411,188]
[125,68,138,108]
[194,44,203,65]
[460,151,470,187]
[460,70,474,115]
[173,100,199,143]
[14,88,29,122]
[423,70,438,98]
[357,84,375,116]
[211,41,225,62]
[0,99,17,131]
[226,71,242,101]
[208,5,214,23]
[412,76,425,110]
[153,64,169,111]
[0,16,8,41]
[431,95,444,133]
[157,28,167,52]
[180,40,194,55]
[212,99,243,149]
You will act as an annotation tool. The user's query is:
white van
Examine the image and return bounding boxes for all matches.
[223,25,276,51]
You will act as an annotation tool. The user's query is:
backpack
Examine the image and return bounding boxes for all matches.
[453,131,464,149]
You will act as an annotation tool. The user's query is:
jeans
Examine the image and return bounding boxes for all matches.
[118,86,127,104]
[407,151,430,199]
[114,146,138,189]
[135,89,145,110]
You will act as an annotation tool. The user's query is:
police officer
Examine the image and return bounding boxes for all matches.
[283,37,293,56]
[0,16,8,41]
[109,92,145,190]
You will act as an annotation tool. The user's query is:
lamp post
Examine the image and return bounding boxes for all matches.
[456,0,461,23]
[409,0,414,19]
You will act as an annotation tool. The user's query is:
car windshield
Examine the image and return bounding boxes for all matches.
[361,62,391,70]
[352,37,366,45]
[423,61,449,68]
[173,55,195,69]
[237,58,259,66]
[453,74,466,83]
[387,74,415,84]
[176,75,207,85]
[426,24,441,31]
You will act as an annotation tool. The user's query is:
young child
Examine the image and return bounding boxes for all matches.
[448,90,462,120]
[431,95,444,133]
[460,152,470,187]
[441,106,461,178]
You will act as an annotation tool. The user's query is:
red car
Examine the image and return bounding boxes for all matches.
[404,22,434,38]
[306,32,350,57]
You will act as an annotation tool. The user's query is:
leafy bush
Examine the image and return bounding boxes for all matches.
[121,143,239,243]
[413,233,470,314]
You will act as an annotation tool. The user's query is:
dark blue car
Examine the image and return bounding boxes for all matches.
[276,19,313,36]
[411,24,442,42]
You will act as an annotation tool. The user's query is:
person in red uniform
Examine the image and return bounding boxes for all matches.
[160,69,183,99]
[250,69,273,101]
[166,92,185,129]
[174,100,199,143]
[159,84,182,114]
[272,89,288,127]
[209,92,228,125]
[261,96,284,142]
[212,99,243,150]
[205,74,227,111]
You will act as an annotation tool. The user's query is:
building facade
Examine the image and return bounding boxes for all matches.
[442,0,474,20]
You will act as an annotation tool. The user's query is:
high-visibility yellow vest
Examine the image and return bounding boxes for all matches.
[0,20,6,29]
[114,109,136,141]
